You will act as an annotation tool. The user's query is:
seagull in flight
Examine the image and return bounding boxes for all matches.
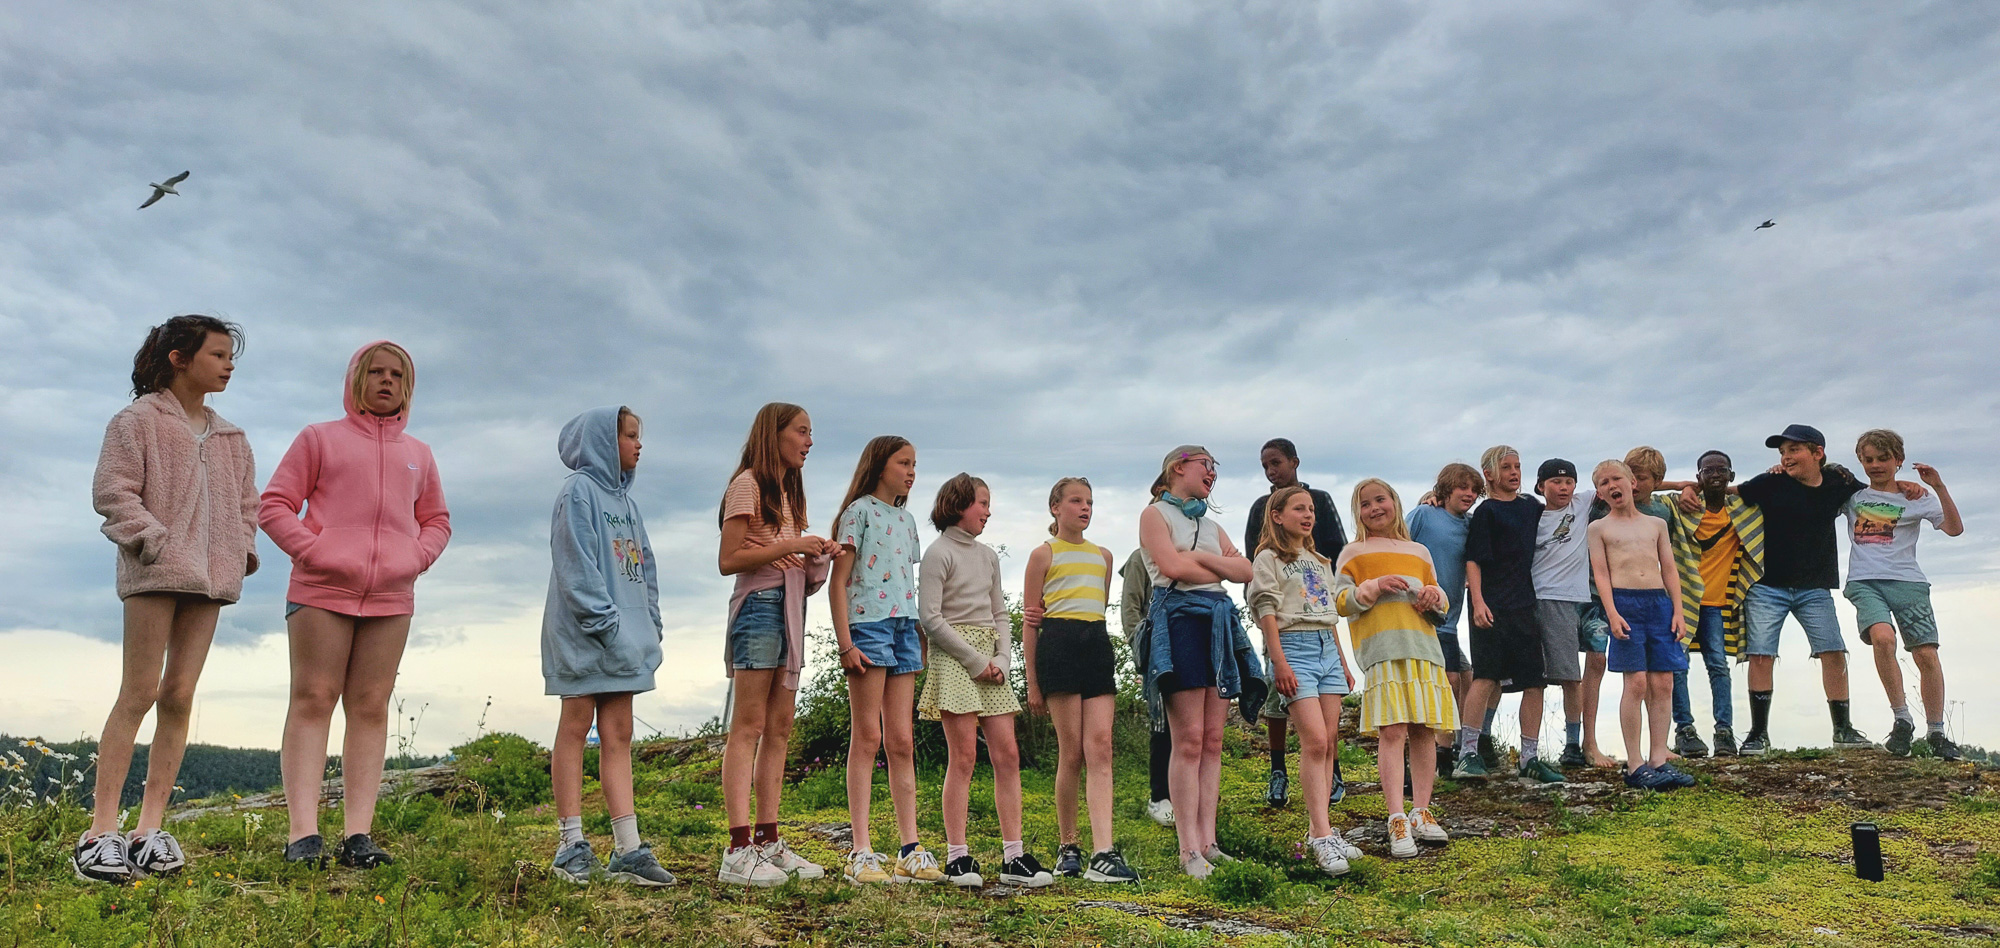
[1754,219,1776,230]
[139,171,190,209]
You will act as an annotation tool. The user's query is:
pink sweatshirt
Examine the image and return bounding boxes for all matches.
[258,341,451,616]
[92,392,260,602]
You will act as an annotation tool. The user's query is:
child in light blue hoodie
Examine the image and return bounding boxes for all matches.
[542,407,673,886]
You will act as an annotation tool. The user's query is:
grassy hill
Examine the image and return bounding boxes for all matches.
[4,709,1999,947]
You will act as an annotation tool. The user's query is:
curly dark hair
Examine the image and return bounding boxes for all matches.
[131,315,243,398]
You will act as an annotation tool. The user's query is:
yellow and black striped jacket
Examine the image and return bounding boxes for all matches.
[1667,496,1765,657]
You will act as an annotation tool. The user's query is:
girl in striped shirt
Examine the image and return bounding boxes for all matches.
[1332,478,1458,859]
[1022,478,1137,883]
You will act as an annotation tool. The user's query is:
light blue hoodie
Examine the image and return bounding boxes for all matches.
[541,407,662,695]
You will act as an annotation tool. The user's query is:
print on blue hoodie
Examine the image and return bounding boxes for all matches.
[541,406,663,695]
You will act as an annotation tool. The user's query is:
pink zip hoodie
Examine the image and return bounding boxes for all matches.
[258,341,451,616]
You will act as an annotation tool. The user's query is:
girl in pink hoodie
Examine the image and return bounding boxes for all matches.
[78,316,257,884]
[259,340,451,869]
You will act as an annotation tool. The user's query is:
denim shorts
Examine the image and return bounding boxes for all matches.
[1435,630,1467,675]
[1272,629,1352,702]
[1745,585,1845,657]
[1844,579,1938,651]
[850,616,925,675]
[729,588,790,670]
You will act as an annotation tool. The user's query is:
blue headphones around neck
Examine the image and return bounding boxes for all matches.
[1159,491,1208,520]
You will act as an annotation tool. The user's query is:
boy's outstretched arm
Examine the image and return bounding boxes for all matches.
[1915,463,1963,536]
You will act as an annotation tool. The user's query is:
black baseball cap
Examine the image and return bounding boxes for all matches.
[1536,458,1577,491]
[1764,424,1826,449]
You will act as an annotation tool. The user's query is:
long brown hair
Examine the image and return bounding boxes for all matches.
[837,435,913,518]
[131,315,243,398]
[720,402,809,530]
[1255,485,1317,563]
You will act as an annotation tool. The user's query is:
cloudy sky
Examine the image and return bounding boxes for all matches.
[5,1,1996,757]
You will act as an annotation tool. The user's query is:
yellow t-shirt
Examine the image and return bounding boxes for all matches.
[1695,508,1740,608]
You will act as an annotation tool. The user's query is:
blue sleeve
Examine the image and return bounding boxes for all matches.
[1407,506,1429,543]
[639,519,663,634]
[551,485,619,642]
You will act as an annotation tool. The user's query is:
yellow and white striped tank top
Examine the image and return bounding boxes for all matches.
[1041,538,1109,621]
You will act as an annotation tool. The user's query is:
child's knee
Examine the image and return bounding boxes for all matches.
[1083,728,1114,764]
[849,717,883,748]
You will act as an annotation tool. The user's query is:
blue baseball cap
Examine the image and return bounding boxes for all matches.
[1764,424,1826,449]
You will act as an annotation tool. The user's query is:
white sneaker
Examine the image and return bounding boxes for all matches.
[1410,808,1450,846]
[1308,835,1351,876]
[1201,845,1237,864]
[1335,833,1364,861]
[72,831,134,884]
[1147,798,1175,827]
[1386,814,1419,859]
[718,845,790,887]
[129,830,189,875]
[1180,851,1214,879]
[759,839,825,880]
[844,850,892,885]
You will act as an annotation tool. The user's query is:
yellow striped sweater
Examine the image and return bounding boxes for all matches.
[1330,539,1447,671]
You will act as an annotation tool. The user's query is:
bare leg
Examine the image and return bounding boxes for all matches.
[1164,688,1211,859]
[1081,695,1117,854]
[721,668,778,832]
[1645,672,1673,768]
[1911,646,1946,726]
[1447,671,1471,717]
[1462,678,1500,739]
[846,667,888,853]
[1748,654,1775,692]
[90,595,178,837]
[1288,696,1333,839]
[338,614,410,838]
[552,697,595,820]
[596,694,636,819]
[1582,652,1617,767]
[1379,725,1408,815]
[132,598,221,834]
[1519,687,1545,742]
[1620,672,1646,770]
[1409,726,1437,809]
[1047,692,1083,845]
[882,673,920,847]
[1818,650,1850,702]
[282,607,358,842]
[754,684,799,825]
[983,715,1023,844]
[1197,690,1227,851]
[939,712,980,848]
[1868,626,1904,708]
[1561,680,1582,730]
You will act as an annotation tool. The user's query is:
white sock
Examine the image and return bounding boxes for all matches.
[947,843,969,862]
[610,814,641,855]
[557,816,585,850]
[1002,840,1024,862]
[1521,737,1539,762]
[1892,705,1914,726]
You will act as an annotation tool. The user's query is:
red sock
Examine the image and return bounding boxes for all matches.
[729,825,752,850]
[753,822,779,846]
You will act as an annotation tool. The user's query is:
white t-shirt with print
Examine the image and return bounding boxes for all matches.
[1531,489,1596,602]
[1843,488,1946,584]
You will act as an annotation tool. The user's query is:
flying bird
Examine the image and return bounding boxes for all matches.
[1754,219,1776,230]
[139,171,190,209]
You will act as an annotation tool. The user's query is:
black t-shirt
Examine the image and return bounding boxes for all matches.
[1244,484,1350,561]
[1465,494,1544,611]
[1737,469,1864,589]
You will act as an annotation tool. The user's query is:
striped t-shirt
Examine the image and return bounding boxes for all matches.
[722,470,803,572]
[1041,538,1109,621]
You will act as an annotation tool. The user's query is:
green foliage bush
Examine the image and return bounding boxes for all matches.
[450,732,550,812]
[1207,859,1286,906]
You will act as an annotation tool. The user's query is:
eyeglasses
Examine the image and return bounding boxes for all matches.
[1180,455,1217,473]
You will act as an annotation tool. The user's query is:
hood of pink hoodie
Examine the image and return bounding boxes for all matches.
[342,340,415,439]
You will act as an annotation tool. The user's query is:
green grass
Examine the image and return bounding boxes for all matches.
[4,728,1999,947]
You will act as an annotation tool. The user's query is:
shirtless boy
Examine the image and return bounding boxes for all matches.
[1588,461,1693,792]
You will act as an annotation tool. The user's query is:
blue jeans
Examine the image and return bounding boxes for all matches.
[1672,606,1733,729]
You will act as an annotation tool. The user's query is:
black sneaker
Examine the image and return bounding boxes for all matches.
[1083,849,1138,883]
[1055,844,1083,879]
[1558,743,1587,768]
[1000,852,1054,888]
[72,831,134,884]
[1832,725,1874,749]
[1884,719,1915,757]
[943,854,983,888]
[337,833,394,869]
[1478,734,1501,769]
[1712,726,1739,757]
[1266,769,1289,808]
[1437,744,1458,777]
[1738,731,1769,756]
[1331,759,1348,804]
[284,834,327,867]
[1928,733,1963,761]
[1673,725,1710,759]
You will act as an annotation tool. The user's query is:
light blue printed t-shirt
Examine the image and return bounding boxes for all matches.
[1406,503,1471,633]
[836,495,923,623]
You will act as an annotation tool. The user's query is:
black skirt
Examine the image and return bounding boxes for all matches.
[1034,617,1118,699]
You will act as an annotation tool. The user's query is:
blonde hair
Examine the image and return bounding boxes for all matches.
[1855,429,1905,462]
[1623,446,1666,481]
[349,342,415,416]
[1349,478,1411,542]
[1255,485,1317,563]
[617,406,642,432]
[1591,459,1634,487]
[1479,445,1518,479]
[1046,476,1091,536]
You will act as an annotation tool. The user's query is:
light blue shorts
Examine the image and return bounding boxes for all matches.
[849,617,924,675]
[1745,585,1844,657]
[1271,629,1351,704]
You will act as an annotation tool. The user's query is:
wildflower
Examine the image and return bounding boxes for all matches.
[694,805,703,810]
[35,745,53,757]
[375,895,385,904]
[493,808,506,821]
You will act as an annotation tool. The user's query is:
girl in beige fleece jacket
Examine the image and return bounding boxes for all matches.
[78,316,258,884]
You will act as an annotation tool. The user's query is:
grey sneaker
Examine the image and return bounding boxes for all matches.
[1673,725,1710,759]
[1928,733,1963,761]
[1711,726,1739,757]
[606,843,677,887]
[129,830,188,876]
[72,831,134,884]
[1884,719,1914,757]
[1308,835,1351,876]
[1083,849,1138,884]
[1832,725,1874,748]
[1265,769,1289,808]
[551,840,602,884]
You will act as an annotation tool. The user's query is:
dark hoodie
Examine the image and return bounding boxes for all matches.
[541,406,662,695]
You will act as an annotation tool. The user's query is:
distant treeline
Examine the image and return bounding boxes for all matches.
[1,734,446,808]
